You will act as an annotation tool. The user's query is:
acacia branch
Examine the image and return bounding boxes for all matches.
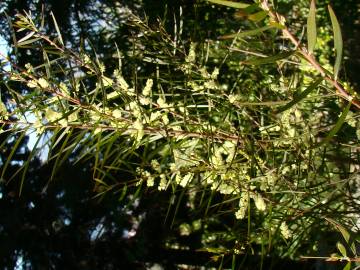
[262,1,360,109]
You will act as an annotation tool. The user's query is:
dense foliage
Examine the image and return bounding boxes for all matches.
[1,0,360,269]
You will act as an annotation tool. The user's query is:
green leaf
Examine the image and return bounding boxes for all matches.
[17,37,41,47]
[277,77,323,113]
[337,242,347,257]
[17,31,35,44]
[219,25,275,39]
[343,263,351,270]
[248,11,268,22]
[0,132,26,183]
[317,101,351,147]
[207,0,250,9]
[307,0,317,54]
[328,5,343,80]
[326,218,357,256]
[243,51,294,65]
[50,11,64,46]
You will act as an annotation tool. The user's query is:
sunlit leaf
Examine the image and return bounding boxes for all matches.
[307,0,317,54]
[337,242,347,257]
[50,11,64,46]
[328,5,343,80]
[17,31,35,44]
[17,37,41,47]
[343,262,351,270]
[207,0,250,9]
[248,11,268,22]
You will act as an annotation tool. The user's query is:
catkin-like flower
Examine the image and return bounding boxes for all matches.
[38,78,49,88]
[151,160,161,172]
[252,194,266,211]
[158,174,167,191]
[211,67,219,79]
[235,192,249,220]
[280,222,292,239]
[185,42,196,63]
[157,96,168,109]
[142,79,153,97]
[180,173,193,187]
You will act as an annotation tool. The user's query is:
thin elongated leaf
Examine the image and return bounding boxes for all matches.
[317,101,351,147]
[343,263,351,270]
[307,0,317,54]
[248,11,268,22]
[243,51,294,65]
[19,131,44,195]
[0,132,26,182]
[17,31,35,44]
[219,25,274,39]
[337,242,347,257]
[208,0,250,9]
[328,5,343,80]
[277,77,323,113]
[50,11,64,46]
[17,37,41,47]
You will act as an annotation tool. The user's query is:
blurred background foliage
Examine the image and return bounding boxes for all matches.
[0,0,360,269]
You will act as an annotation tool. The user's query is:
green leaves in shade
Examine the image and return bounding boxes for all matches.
[317,101,351,147]
[328,5,343,80]
[243,51,294,65]
[307,0,317,54]
[207,0,250,9]
[326,218,357,256]
[277,77,323,113]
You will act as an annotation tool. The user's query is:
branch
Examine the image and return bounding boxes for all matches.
[261,1,360,109]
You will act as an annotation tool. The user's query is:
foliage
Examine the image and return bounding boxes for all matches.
[1,0,360,268]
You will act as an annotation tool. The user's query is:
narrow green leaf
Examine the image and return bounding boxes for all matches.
[328,5,343,80]
[197,247,228,254]
[244,51,294,65]
[277,77,323,113]
[50,11,64,46]
[17,31,35,44]
[325,218,350,243]
[307,0,317,54]
[317,101,351,147]
[118,184,128,202]
[337,242,347,257]
[269,21,286,29]
[17,37,41,47]
[19,131,43,196]
[248,11,268,22]
[0,132,26,182]
[220,25,275,39]
[325,218,357,256]
[208,0,250,9]
[343,262,351,270]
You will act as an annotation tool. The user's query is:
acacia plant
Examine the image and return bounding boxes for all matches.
[1,0,360,267]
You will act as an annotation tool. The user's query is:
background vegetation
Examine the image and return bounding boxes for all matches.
[1,0,360,269]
